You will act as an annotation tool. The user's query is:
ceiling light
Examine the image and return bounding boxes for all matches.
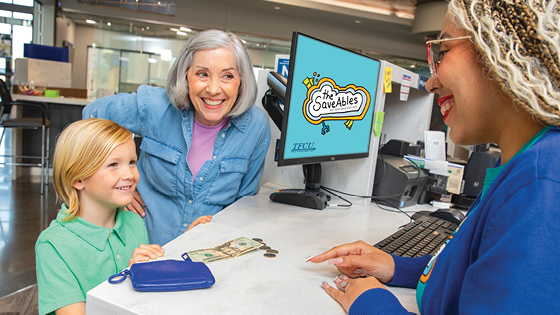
[148,58,157,63]
[86,19,96,24]
[170,28,179,32]
[107,22,111,26]
[274,6,281,10]
[179,27,191,32]
[177,31,187,36]
[160,49,172,61]
[355,20,361,24]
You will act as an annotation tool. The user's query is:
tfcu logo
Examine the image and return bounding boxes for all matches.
[291,142,316,152]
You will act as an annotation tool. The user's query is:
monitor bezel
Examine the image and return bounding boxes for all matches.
[276,32,379,167]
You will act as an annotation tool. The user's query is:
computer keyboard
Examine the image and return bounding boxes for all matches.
[374,212,459,257]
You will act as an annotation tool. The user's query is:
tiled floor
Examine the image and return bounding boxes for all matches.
[0,128,60,299]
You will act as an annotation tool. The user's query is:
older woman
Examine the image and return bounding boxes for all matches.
[309,0,560,314]
[83,30,271,245]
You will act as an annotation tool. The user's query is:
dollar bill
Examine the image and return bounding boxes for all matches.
[187,237,262,263]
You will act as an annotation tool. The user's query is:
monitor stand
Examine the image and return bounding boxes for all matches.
[269,163,329,210]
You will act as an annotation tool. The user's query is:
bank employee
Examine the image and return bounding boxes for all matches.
[310,0,560,314]
[83,29,271,245]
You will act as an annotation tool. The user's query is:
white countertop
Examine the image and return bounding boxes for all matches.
[86,183,433,314]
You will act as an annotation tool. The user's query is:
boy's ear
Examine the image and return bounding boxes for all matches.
[72,180,84,190]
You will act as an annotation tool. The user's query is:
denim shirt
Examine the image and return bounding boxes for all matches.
[83,85,271,245]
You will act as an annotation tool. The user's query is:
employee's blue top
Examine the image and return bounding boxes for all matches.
[83,85,271,245]
[349,126,560,314]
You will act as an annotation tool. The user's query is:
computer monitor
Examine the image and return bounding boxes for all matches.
[267,32,380,209]
[277,32,380,167]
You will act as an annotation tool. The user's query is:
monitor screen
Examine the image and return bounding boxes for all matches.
[277,32,381,166]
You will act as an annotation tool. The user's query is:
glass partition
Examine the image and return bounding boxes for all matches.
[87,46,173,99]
[119,51,149,93]
[86,47,120,99]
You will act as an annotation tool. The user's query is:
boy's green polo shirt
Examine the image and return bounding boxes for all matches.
[35,204,149,315]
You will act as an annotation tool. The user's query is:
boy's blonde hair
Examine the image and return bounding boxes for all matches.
[53,118,133,221]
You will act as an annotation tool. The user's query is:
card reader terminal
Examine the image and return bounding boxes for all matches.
[269,189,328,210]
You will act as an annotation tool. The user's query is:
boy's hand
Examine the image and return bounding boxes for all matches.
[185,215,212,232]
[128,244,164,266]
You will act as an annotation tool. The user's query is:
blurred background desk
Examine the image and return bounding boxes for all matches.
[11,94,91,107]
[86,182,433,315]
[9,94,91,178]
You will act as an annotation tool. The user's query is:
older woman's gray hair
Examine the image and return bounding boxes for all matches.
[166,29,257,117]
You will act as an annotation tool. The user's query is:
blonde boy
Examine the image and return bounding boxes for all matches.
[35,119,164,315]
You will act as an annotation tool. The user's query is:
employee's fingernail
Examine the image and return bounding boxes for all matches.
[360,272,368,277]
[355,269,364,274]
[305,255,315,262]
[328,257,343,265]
[322,281,330,289]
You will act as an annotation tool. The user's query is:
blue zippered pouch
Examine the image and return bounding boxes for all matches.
[108,252,215,291]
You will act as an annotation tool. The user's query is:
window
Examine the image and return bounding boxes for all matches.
[9,0,34,7]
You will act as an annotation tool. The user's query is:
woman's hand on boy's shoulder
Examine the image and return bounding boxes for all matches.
[125,189,146,218]
[129,244,165,266]
[185,215,213,233]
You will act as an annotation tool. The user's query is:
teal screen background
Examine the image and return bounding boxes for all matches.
[283,34,381,160]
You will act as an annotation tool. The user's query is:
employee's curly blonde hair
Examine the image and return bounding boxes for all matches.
[53,118,132,221]
[449,0,560,126]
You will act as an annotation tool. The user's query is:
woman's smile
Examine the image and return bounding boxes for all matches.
[202,98,225,107]
[437,94,454,121]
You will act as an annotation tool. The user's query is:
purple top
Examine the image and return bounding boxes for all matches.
[188,117,230,179]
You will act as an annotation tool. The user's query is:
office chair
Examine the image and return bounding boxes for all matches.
[0,79,50,194]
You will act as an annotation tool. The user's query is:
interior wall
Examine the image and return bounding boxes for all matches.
[55,17,75,48]
[41,2,56,46]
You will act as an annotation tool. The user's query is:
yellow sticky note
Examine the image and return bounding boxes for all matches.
[384,67,392,93]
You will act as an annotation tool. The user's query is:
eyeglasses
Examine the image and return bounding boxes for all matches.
[426,36,472,77]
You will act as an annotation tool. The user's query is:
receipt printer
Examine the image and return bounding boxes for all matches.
[372,154,428,208]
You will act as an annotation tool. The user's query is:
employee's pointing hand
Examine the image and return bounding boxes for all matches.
[308,240,395,283]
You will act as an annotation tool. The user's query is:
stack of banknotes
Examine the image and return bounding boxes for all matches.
[187,237,263,263]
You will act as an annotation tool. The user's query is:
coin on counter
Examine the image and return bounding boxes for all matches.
[264,253,276,258]
[252,238,263,242]
[259,245,271,250]
[267,249,279,254]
